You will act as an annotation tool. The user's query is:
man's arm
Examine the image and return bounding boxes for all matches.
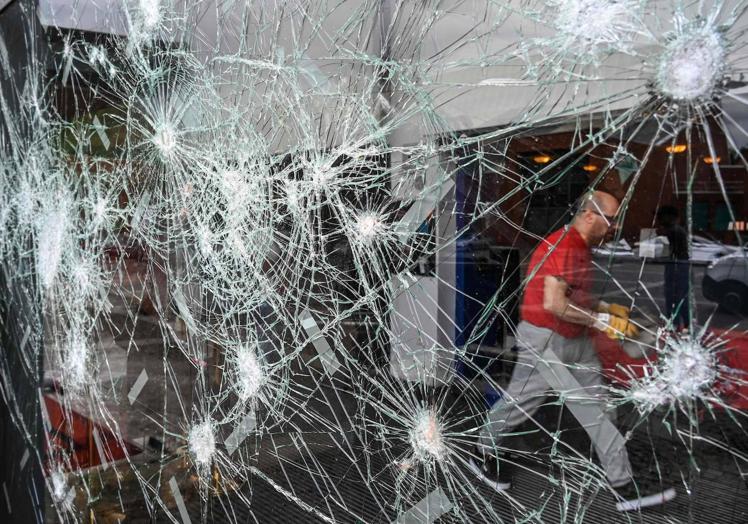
[543,275,639,338]
[542,275,597,326]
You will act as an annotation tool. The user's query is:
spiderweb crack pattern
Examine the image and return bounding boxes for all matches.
[2,1,748,523]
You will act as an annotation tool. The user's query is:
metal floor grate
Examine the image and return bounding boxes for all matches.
[178,431,748,524]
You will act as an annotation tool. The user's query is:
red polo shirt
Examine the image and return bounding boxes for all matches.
[520,226,593,338]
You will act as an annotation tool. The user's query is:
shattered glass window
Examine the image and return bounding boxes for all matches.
[2,0,748,522]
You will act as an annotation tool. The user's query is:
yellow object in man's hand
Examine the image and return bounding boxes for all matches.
[605,315,639,340]
[607,303,631,319]
[597,301,631,319]
[593,312,639,340]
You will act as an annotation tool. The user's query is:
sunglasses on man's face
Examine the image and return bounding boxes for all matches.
[586,208,617,226]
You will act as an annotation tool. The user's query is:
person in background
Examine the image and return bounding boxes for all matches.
[656,205,690,330]
[469,191,676,512]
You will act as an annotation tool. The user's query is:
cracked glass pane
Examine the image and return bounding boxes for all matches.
[2,0,748,522]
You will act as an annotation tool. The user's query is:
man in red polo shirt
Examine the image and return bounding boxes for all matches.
[469,191,676,512]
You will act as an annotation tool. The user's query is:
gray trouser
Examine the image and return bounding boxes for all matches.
[479,321,632,487]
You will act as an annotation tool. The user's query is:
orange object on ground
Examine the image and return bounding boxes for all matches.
[43,393,141,472]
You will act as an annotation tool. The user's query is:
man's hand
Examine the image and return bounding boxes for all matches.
[608,303,631,319]
[593,312,639,340]
[597,301,631,319]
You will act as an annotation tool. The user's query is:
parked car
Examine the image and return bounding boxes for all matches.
[691,235,738,263]
[703,252,748,313]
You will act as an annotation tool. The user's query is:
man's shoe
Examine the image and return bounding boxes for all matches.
[468,446,512,492]
[613,480,676,512]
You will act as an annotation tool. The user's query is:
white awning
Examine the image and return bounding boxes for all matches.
[37,0,128,35]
